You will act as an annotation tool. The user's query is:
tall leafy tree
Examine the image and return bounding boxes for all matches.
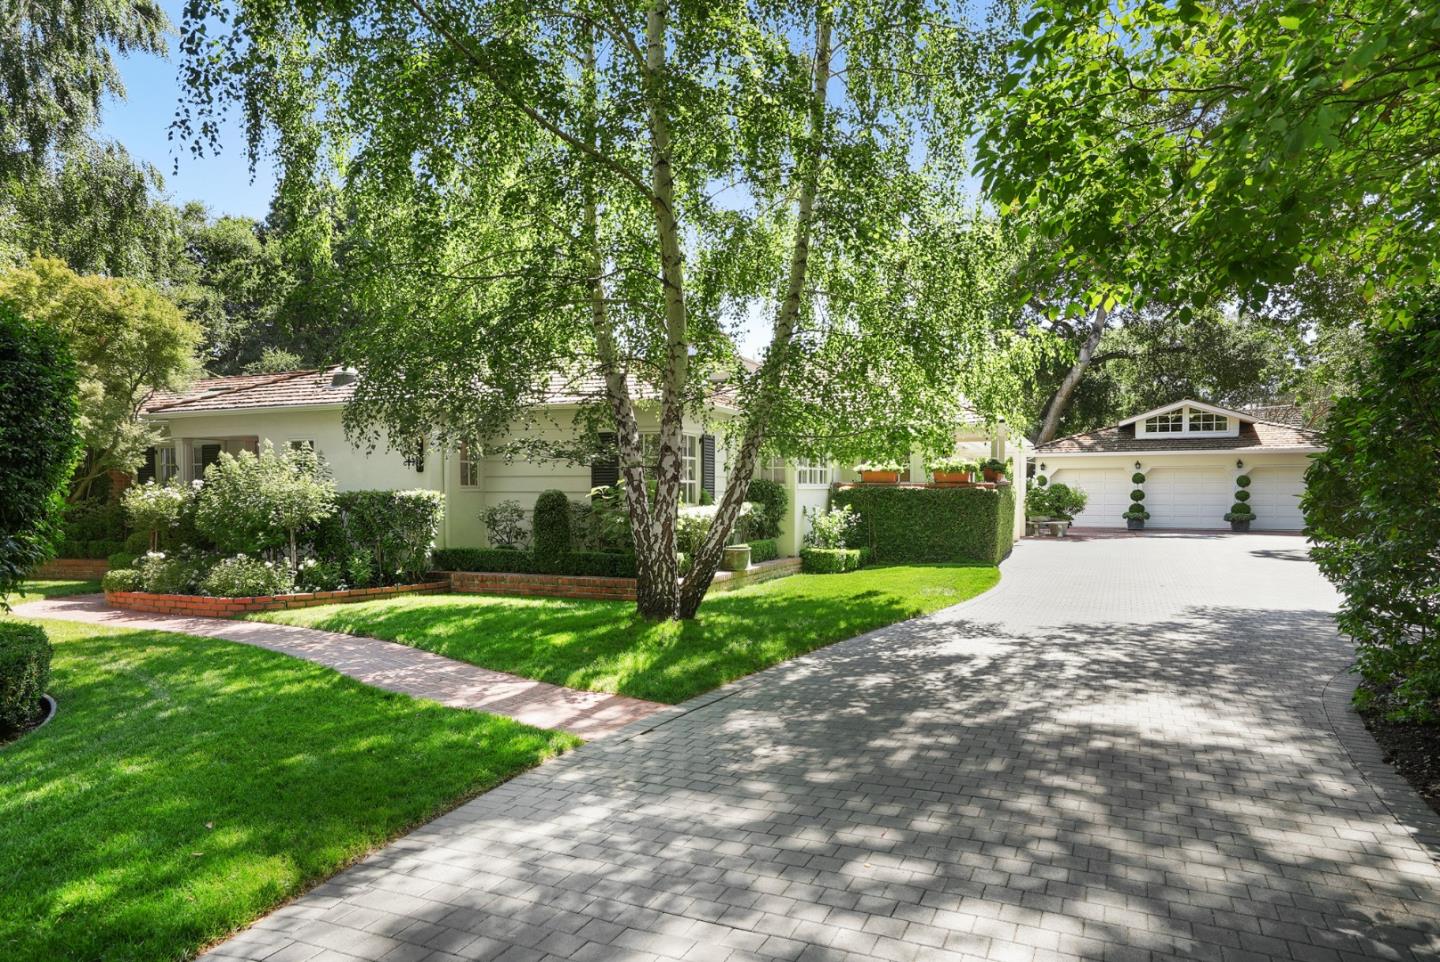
[177,0,1034,619]
[0,257,201,500]
[0,0,168,175]
[976,0,1440,321]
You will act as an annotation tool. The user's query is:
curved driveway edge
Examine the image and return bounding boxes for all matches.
[13,594,663,739]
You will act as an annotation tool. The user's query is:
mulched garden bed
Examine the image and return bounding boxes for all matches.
[1358,684,1440,818]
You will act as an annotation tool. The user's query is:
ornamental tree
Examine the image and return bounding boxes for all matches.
[194,443,336,572]
[0,257,201,500]
[177,0,1038,619]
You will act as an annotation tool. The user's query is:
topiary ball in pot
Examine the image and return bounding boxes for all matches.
[1130,489,1145,502]
[1131,472,1146,485]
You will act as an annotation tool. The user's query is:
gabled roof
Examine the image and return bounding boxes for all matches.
[1036,401,1324,455]
[1117,398,1257,428]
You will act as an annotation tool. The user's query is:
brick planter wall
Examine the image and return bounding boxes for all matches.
[105,580,451,617]
[444,557,802,603]
[35,558,111,580]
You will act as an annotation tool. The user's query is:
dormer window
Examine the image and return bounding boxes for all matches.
[1145,412,1183,433]
[1189,411,1228,432]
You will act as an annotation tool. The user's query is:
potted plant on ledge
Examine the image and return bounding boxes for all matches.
[980,458,1008,483]
[855,461,903,484]
[1225,474,1255,531]
[928,457,975,485]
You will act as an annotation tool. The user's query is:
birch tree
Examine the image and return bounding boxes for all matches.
[177,0,1033,619]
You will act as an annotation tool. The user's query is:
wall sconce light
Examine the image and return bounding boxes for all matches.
[1134,460,1142,471]
[1039,462,1046,472]
[1235,459,1244,470]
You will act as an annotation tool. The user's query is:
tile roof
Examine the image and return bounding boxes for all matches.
[1035,417,1323,454]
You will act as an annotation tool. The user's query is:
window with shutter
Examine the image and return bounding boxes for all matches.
[701,435,716,499]
[590,433,619,490]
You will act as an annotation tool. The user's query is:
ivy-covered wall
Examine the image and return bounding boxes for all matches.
[831,485,1016,565]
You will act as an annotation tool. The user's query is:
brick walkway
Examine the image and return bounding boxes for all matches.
[15,595,663,739]
[177,537,1440,959]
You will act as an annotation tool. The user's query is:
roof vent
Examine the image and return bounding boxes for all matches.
[330,367,359,388]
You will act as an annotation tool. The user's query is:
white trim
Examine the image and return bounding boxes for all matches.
[1119,398,1257,427]
[1035,447,1322,458]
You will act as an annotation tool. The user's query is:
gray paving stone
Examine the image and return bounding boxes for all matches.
[200,536,1440,962]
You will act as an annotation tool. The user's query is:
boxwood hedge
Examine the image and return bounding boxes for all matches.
[0,622,52,731]
[746,538,779,564]
[799,547,867,573]
[432,547,637,579]
[830,485,1015,565]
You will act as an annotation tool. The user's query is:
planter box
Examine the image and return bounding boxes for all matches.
[1230,519,1252,532]
[1126,518,1146,531]
[982,468,1005,483]
[859,470,901,484]
[105,580,451,617]
[932,471,974,485]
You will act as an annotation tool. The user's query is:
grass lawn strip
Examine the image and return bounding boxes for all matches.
[0,618,577,962]
[252,565,1000,704]
[9,578,102,603]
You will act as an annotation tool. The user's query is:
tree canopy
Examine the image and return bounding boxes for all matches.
[976,0,1440,322]
[178,0,1039,618]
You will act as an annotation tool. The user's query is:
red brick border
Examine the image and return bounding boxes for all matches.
[105,580,451,617]
[35,558,110,579]
[444,557,802,603]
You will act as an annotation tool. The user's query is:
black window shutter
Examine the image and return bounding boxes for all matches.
[591,432,619,490]
[137,447,157,483]
[701,434,716,499]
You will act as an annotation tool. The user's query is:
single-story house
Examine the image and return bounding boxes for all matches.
[1032,399,1323,531]
[139,366,1027,552]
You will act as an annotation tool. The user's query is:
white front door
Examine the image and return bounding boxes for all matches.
[1146,465,1232,529]
[1247,465,1308,531]
[1050,467,1129,527]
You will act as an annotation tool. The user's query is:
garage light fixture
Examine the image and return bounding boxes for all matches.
[1039,462,1046,471]
[1134,460,1141,470]
[1236,459,1244,469]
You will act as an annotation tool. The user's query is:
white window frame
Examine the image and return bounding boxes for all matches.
[641,432,700,503]
[156,445,179,483]
[757,457,787,484]
[458,442,480,488]
[1185,410,1229,433]
[288,438,316,453]
[796,457,831,487]
[1143,412,1183,434]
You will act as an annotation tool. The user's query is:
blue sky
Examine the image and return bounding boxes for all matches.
[98,1,276,220]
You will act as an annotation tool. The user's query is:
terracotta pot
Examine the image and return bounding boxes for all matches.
[860,470,900,484]
[932,471,972,484]
[982,468,1004,483]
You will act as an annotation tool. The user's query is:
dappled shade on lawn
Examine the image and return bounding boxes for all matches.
[0,619,576,962]
[252,565,1000,704]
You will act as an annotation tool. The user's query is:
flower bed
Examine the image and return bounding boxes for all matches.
[105,581,450,617]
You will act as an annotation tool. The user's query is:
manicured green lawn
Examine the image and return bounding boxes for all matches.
[9,578,102,602]
[252,565,1000,703]
[0,619,577,962]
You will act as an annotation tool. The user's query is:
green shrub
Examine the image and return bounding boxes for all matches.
[1121,507,1151,521]
[563,551,638,578]
[202,555,294,598]
[101,568,143,593]
[482,499,529,550]
[675,503,757,558]
[1131,472,1146,484]
[1225,503,1255,521]
[0,622,51,730]
[433,547,636,578]
[746,478,788,539]
[1130,489,1145,502]
[122,481,193,552]
[1235,474,1252,487]
[1234,489,1251,502]
[138,550,212,595]
[61,499,127,545]
[196,443,336,568]
[296,558,345,592]
[831,485,1015,565]
[1033,475,1048,487]
[1027,482,1088,520]
[0,302,81,599]
[314,489,445,584]
[748,538,779,564]
[799,547,866,574]
[803,504,859,549]
[531,490,571,573]
[107,550,137,569]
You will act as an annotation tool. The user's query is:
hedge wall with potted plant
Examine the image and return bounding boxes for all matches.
[831,485,1015,565]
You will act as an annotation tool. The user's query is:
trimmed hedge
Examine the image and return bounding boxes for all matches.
[432,547,637,579]
[313,489,444,584]
[102,568,144,592]
[55,538,126,559]
[746,478,789,539]
[747,538,779,564]
[533,489,571,572]
[0,622,52,731]
[800,547,867,573]
[831,485,1015,565]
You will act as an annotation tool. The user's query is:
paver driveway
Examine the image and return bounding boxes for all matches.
[209,535,1440,962]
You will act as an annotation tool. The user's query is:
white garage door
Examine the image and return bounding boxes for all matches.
[1049,468,1128,527]
[1247,466,1307,531]
[1146,465,1231,529]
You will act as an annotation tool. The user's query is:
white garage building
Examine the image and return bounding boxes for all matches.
[1033,400,1323,532]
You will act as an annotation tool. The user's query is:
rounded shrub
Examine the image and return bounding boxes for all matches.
[1131,472,1146,484]
[1130,489,1146,502]
[0,302,81,599]
[0,621,52,731]
[101,568,143,593]
[1033,475,1048,487]
[1235,489,1251,503]
[203,555,295,598]
[532,489,572,572]
[107,550,137,569]
[746,478,788,540]
[1236,474,1252,487]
